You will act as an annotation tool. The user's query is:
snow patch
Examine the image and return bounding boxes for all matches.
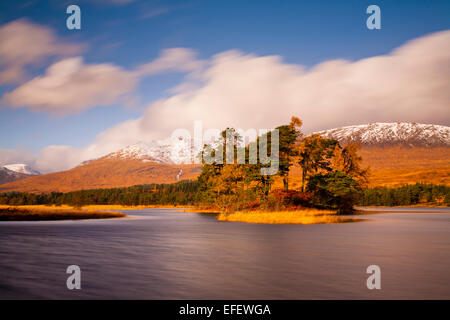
[2,163,41,175]
[314,122,450,147]
[104,138,196,164]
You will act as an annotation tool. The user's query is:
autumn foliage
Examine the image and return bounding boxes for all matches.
[195,116,370,214]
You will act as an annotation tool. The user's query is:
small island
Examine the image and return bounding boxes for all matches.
[216,209,363,224]
[0,206,126,221]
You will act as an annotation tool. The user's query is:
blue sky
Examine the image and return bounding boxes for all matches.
[0,0,449,155]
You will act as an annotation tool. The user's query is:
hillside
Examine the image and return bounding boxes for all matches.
[0,164,40,185]
[314,122,450,187]
[0,157,201,194]
[0,122,448,192]
[0,167,32,185]
[280,146,450,189]
[3,164,41,175]
[277,123,450,188]
[315,122,450,147]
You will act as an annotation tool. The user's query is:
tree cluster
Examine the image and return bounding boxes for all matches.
[196,116,369,213]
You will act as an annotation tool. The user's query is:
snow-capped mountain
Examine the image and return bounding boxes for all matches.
[0,165,40,185]
[314,122,450,147]
[97,122,450,166]
[0,145,202,193]
[2,164,40,175]
[103,138,196,164]
[105,141,173,163]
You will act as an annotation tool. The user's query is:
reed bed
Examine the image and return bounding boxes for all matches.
[217,209,362,224]
[0,206,126,221]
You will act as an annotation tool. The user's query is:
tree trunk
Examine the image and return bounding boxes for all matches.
[301,169,306,192]
[283,175,289,191]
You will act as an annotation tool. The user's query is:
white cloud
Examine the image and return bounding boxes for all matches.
[0,19,82,85]
[136,48,205,76]
[95,30,450,144]
[34,145,81,173]
[0,149,36,167]
[1,48,204,115]
[1,57,138,114]
[7,30,450,173]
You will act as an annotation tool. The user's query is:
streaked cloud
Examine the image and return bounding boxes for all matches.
[0,19,82,85]
[1,48,204,114]
[136,48,205,76]
[1,57,138,114]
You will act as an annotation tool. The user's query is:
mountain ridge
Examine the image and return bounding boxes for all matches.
[3,163,41,175]
[0,164,40,185]
[0,158,202,193]
[314,122,450,147]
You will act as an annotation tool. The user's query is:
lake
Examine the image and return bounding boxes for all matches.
[0,207,449,299]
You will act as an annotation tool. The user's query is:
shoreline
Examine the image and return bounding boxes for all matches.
[357,204,450,208]
[1,204,447,212]
[216,209,364,224]
[1,204,447,223]
[0,204,190,211]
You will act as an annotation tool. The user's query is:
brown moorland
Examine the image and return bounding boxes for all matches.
[0,158,202,193]
[274,146,450,189]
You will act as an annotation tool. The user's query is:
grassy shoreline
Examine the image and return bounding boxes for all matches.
[357,204,450,208]
[0,204,190,211]
[1,204,445,223]
[0,206,126,221]
[217,209,364,224]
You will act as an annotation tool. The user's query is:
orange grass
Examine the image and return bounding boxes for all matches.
[0,204,190,211]
[217,209,363,224]
[0,205,126,221]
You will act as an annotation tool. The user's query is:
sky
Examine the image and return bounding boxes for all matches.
[0,0,449,172]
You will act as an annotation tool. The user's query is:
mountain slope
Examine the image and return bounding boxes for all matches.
[0,143,201,193]
[3,164,41,175]
[315,122,450,147]
[0,167,32,185]
[0,159,201,193]
[315,122,450,186]
[104,140,195,164]
[0,164,40,185]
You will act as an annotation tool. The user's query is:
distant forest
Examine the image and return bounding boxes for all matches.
[0,181,200,207]
[358,183,450,207]
[0,182,448,208]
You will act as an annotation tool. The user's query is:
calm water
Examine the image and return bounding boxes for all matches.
[0,207,449,299]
